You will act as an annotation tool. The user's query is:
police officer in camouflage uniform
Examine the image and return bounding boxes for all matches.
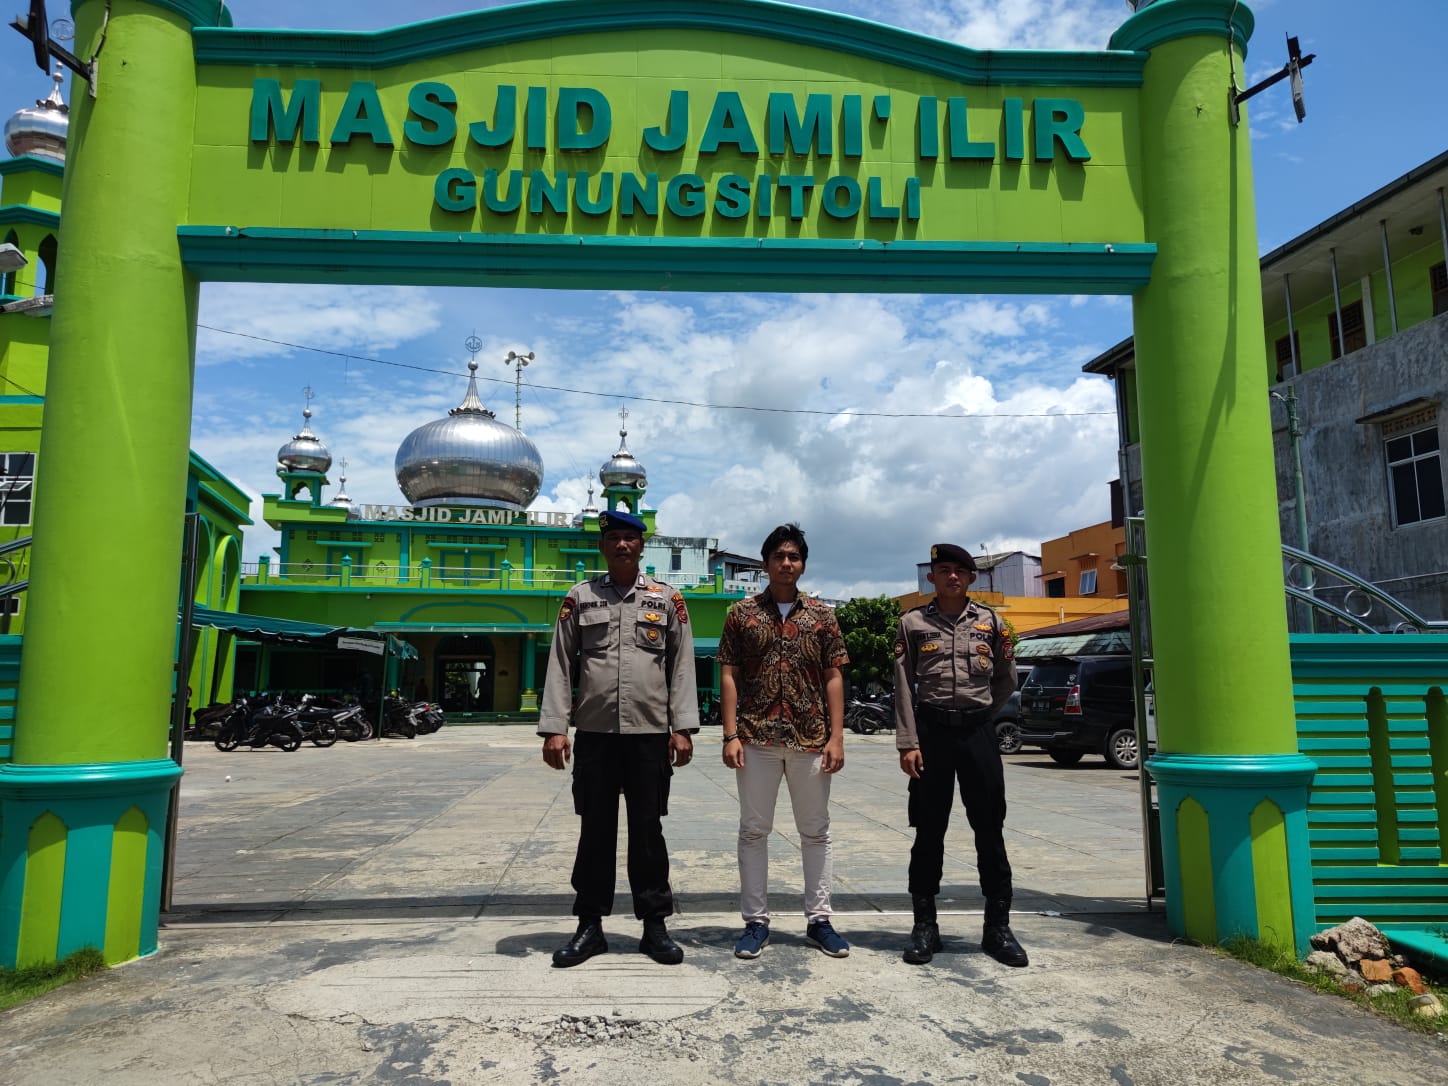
[539,509,699,967]
[893,543,1027,968]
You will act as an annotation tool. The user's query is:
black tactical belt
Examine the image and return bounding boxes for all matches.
[917,703,993,729]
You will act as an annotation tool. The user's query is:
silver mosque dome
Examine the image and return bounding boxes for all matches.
[276,406,332,474]
[599,415,647,490]
[394,359,544,510]
[4,68,68,163]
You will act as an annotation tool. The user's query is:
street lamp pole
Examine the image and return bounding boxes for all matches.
[1271,386,1309,554]
[1272,385,1313,632]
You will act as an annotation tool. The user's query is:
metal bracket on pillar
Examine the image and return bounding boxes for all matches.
[11,1,102,100]
[1230,34,1315,127]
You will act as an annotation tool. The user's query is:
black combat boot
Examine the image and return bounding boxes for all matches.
[553,917,608,968]
[639,916,684,965]
[903,893,943,965]
[981,899,1028,967]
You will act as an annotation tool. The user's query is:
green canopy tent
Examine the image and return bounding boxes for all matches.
[186,605,417,658]
[179,605,417,726]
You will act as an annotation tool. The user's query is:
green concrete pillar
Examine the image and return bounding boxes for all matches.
[0,1,230,968]
[1114,0,1316,953]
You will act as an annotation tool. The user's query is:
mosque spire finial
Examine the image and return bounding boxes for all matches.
[451,336,495,418]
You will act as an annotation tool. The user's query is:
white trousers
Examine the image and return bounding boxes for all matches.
[736,743,833,923]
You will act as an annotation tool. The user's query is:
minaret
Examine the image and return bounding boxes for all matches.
[328,457,358,518]
[572,483,600,528]
[275,388,332,505]
[598,406,648,515]
[0,65,67,305]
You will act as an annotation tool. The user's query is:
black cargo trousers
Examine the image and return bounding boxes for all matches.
[906,716,1013,901]
[569,730,675,920]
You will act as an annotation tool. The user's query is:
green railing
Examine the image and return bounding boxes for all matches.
[1283,545,1448,635]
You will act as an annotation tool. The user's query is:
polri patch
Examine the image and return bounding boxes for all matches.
[921,642,941,653]
[893,639,906,659]
[672,593,689,624]
[975,643,990,656]
[558,597,576,624]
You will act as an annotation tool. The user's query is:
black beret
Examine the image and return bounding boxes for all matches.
[597,509,647,535]
[928,543,977,571]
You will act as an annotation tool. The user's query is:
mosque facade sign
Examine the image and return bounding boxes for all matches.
[358,504,578,527]
[181,5,1149,272]
[248,79,1093,226]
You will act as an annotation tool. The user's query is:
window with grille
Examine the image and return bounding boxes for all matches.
[1431,262,1448,317]
[0,452,34,526]
[1384,424,1445,528]
[670,547,682,572]
[1273,331,1300,381]
[1328,299,1367,359]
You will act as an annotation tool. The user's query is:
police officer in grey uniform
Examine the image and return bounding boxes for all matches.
[893,543,1027,967]
[540,509,699,967]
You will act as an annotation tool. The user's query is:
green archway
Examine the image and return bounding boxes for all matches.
[0,0,1313,966]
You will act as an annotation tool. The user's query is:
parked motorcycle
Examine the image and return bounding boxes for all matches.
[380,694,420,739]
[287,694,345,748]
[332,702,374,742]
[188,699,241,741]
[214,694,304,752]
[845,693,893,734]
[415,702,446,734]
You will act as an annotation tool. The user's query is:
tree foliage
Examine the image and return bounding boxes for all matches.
[834,594,902,688]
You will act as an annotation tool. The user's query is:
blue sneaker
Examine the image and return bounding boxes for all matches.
[734,921,770,959]
[806,919,850,957]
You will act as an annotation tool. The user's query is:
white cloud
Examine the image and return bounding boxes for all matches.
[823,0,1126,51]
[197,284,444,365]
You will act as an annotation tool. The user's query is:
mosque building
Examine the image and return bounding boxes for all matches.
[0,69,739,725]
[241,362,740,719]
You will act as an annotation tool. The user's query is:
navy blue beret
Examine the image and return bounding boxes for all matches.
[597,509,647,535]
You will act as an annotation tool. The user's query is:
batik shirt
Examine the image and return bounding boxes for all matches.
[718,591,849,752]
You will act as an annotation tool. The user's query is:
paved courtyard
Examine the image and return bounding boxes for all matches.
[2,727,1441,1085]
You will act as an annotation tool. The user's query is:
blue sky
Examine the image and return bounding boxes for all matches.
[2,0,1445,598]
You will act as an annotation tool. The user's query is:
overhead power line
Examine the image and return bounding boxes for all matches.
[196,324,1115,420]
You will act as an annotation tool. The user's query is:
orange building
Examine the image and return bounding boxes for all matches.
[893,587,1128,636]
[1039,519,1127,600]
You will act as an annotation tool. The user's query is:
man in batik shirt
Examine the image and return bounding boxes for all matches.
[718,523,850,960]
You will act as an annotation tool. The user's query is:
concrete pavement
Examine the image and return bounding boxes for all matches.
[1,727,1442,1084]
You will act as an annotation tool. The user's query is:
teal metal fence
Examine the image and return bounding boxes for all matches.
[1291,634,1447,954]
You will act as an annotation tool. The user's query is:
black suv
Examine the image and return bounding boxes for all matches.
[1018,655,1142,769]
